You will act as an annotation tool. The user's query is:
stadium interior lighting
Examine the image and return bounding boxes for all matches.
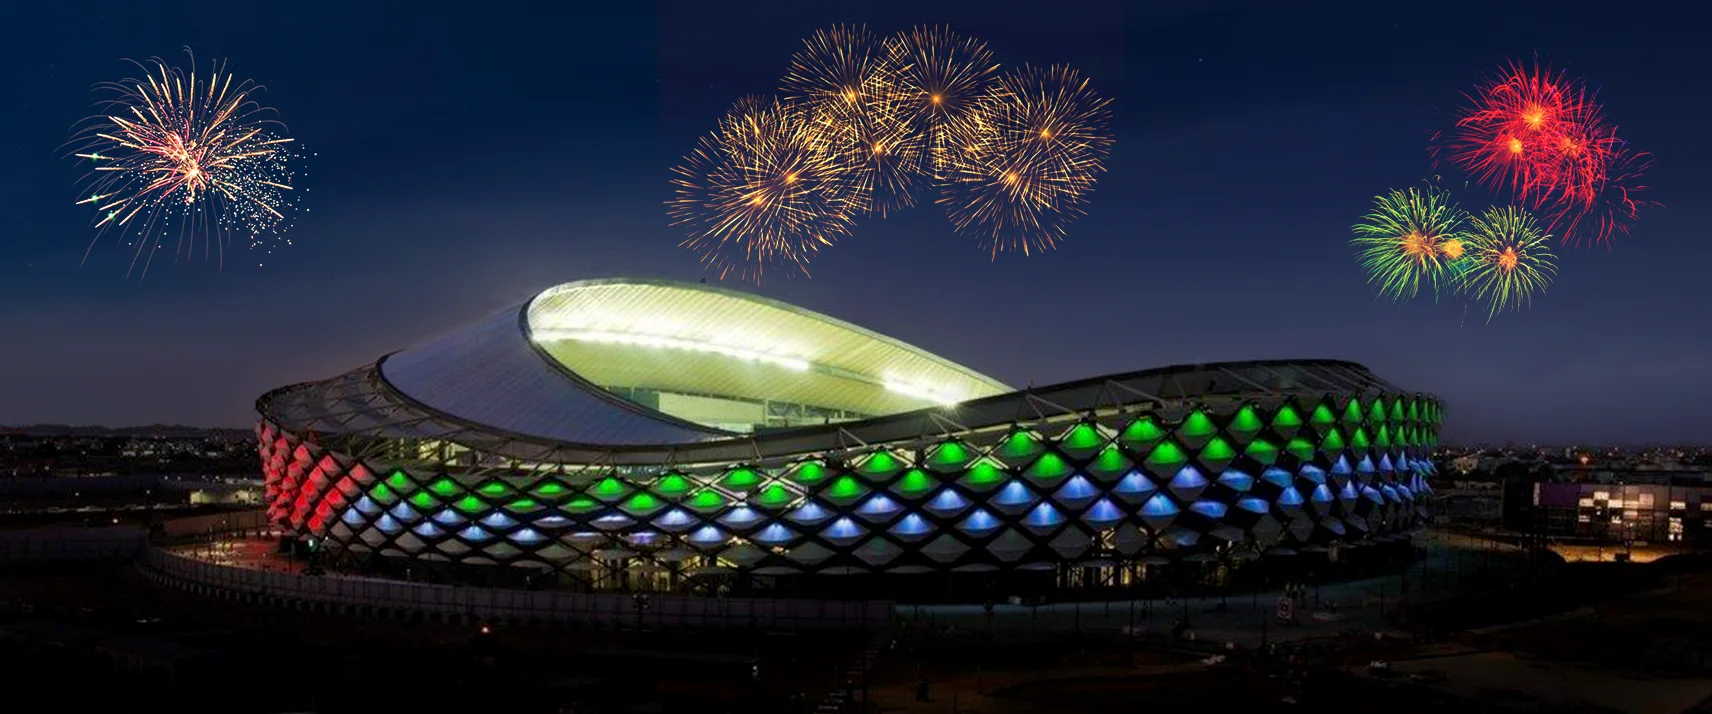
[533,328,811,371]
[884,376,963,405]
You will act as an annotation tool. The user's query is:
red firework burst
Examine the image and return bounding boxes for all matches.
[1437,57,1655,246]
[1438,59,1588,203]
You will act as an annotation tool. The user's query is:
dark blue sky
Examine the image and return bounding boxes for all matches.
[1,0,1707,445]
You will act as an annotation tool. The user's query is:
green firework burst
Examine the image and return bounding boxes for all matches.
[1351,186,1470,302]
[1458,205,1558,321]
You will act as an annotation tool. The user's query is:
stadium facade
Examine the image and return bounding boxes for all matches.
[258,278,1441,595]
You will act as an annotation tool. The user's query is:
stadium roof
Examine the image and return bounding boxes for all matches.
[363,277,1008,445]
[525,278,1014,418]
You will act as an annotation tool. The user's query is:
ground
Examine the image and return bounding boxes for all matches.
[856,575,1712,714]
[0,564,857,713]
[8,533,1712,713]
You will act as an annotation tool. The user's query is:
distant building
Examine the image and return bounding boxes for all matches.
[1499,461,1554,531]
[1534,472,1712,547]
[188,486,262,506]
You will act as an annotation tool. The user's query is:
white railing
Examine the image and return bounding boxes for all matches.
[142,547,891,630]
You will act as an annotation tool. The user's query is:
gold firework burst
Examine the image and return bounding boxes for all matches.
[940,64,1114,257]
[878,26,999,180]
[782,24,923,218]
[669,95,856,282]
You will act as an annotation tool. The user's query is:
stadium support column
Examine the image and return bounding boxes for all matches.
[858,609,869,705]
[1260,602,1269,649]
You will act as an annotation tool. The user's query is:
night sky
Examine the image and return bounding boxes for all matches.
[2,0,1707,445]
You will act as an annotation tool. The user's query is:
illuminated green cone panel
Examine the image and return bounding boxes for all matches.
[260,393,1441,576]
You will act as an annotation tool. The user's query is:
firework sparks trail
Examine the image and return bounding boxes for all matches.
[669,95,856,282]
[1350,186,1471,302]
[939,64,1113,257]
[69,50,303,278]
[1457,205,1558,321]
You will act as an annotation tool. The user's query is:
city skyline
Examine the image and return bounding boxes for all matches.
[1,0,1708,444]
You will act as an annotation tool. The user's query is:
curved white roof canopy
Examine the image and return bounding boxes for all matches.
[379,304,724,445]
[525,279,1014,430]
[375,278,1012,444]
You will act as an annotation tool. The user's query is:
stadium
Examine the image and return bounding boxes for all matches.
[258,277,1441,599]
